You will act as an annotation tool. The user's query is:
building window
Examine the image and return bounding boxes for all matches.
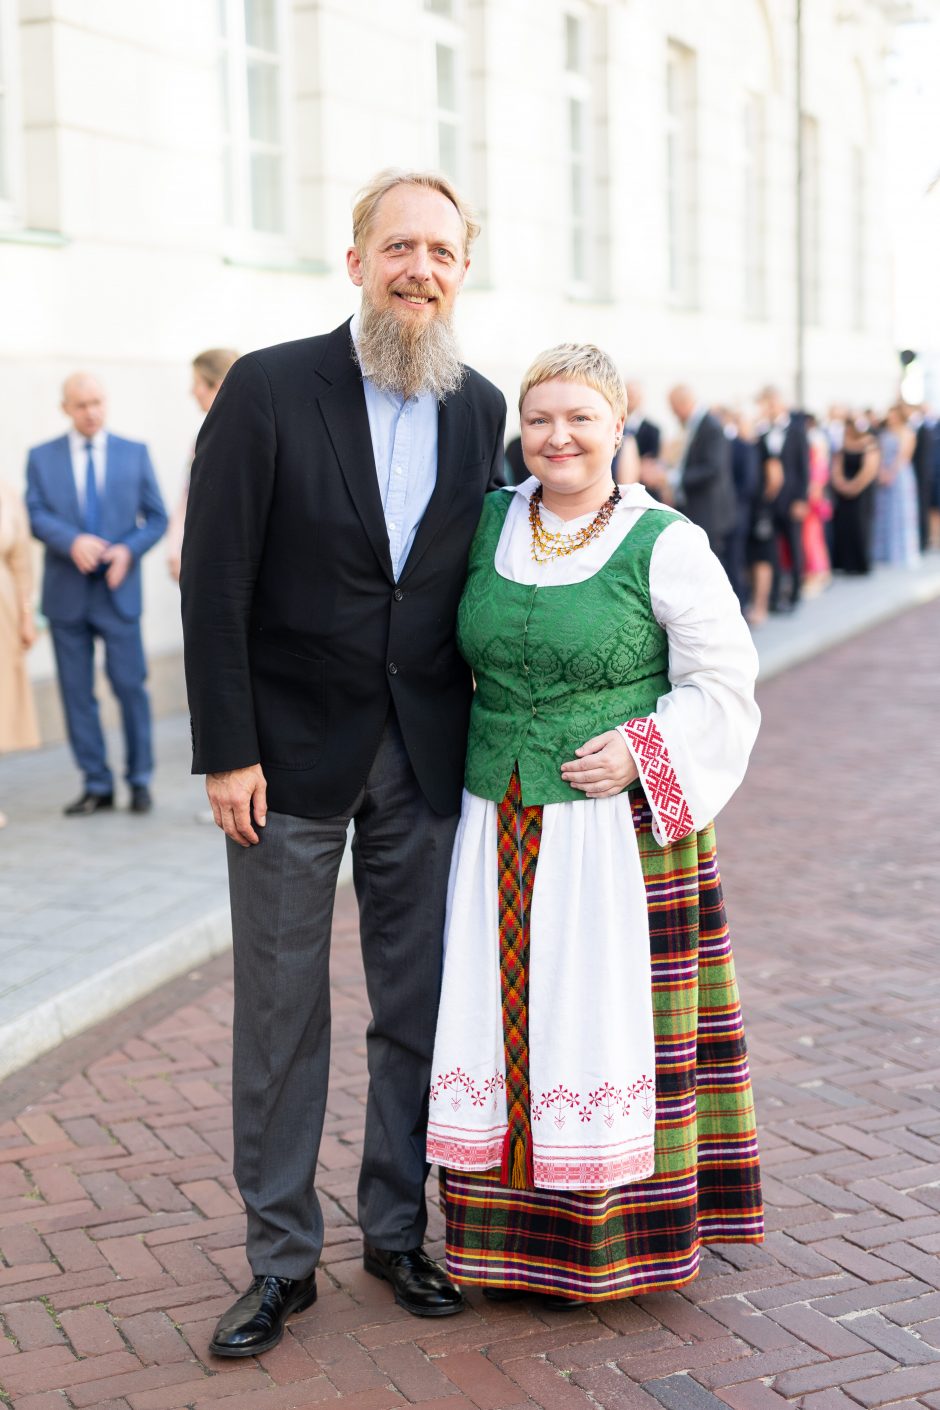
[800,113,821,325]
[219,0,287,238]
[564,11,591,291]
[665,41,697,306]
[850,144,865,330]
[742,93,766,318]
[425,0,462,182]
[0,0,21,226]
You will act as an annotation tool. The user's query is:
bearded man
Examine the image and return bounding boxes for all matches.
[181,170,506,1356]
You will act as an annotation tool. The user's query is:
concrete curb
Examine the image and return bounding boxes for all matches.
[756,563,940,682]
[0,905,232,1083]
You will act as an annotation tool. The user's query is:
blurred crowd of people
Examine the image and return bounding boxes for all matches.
[506,383,940,628]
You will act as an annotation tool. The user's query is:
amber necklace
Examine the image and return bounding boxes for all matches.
[529,482,621,563]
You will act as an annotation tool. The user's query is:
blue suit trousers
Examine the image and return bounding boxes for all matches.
[50,579,153,793]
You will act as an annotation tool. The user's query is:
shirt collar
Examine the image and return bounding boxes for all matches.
[68,428,107,453]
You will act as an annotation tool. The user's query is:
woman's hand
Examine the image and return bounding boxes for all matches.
[561,730,639,798]
[20,609,37,650]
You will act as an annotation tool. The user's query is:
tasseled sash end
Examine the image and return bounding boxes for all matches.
[501,1126,534,1190]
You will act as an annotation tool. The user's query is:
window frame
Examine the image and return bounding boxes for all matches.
[742,90,767,319]
[665,39,698,309]
[0,0,23,230]
[563,6,593,297]
[424,0,464,184]
[800,111,822,327]
[218,0,292,256]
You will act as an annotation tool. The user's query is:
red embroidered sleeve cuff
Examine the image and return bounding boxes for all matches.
[618,716,695,845]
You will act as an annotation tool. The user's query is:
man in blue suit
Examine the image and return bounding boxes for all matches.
[26,373,167,815]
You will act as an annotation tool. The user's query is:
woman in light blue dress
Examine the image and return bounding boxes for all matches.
[872,406,920,567]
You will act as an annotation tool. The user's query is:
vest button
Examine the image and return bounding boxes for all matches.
[393,588,404,601]
[388,661,399,675]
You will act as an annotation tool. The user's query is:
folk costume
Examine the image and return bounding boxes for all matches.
[427,479,764,1301]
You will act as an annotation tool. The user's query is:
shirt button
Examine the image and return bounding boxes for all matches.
[531,706,537,716]
[389,522,398,532]
[394,466,403,476]
[388,661,399,675]
[393,588,404,601]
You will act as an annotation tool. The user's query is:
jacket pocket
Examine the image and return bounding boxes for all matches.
[249,638,326,769]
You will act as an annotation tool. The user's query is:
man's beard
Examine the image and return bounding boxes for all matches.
[357,288,465,401]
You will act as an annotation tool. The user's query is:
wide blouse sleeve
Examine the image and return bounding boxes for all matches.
[616,518,760,846]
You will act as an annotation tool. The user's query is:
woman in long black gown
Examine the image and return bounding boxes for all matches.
[831,419,880,574]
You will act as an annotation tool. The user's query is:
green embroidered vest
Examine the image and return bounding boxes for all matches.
[458,491,680,806]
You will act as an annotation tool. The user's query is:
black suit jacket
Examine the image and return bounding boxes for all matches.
[180,320,506,818]
[680,411,737,547]
[631,417,661,461]
[759,415,809,514]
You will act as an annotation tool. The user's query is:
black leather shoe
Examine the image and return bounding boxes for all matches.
[130,785,152,814]
[64,792,113,817]
[363,1242,464,1317]
[209,1272,317,1357]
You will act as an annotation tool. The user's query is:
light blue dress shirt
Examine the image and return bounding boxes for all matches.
[351,313,439,580]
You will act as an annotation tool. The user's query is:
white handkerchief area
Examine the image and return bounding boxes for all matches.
[425,480,760,1191]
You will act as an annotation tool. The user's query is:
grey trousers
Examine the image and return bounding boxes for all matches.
[226,715,459,1277]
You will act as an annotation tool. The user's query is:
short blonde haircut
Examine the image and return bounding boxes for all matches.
[351,167,480,257]
[519,343,627,418]
[192,348,239,390]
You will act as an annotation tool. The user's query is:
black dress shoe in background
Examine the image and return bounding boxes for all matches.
[130,785,152,814]
[363,1242,464,1317]
[64,792,113,817]
[483,1287,527,1302]
[209,1272,317,1357]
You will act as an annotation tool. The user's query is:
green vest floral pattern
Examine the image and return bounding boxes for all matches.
[458,491,681,806]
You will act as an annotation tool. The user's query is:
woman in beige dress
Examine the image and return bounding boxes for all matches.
[0,479,41,826]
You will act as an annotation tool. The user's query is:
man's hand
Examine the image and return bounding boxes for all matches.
[789,499,808,522]
[70,534,107,573]
[206,764,268,846]
[102,542,132,589]
[561,730,638,799]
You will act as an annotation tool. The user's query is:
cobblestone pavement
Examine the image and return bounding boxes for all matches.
[0,600,938,1410]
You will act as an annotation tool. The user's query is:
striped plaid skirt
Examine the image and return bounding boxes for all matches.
[439,787,764,1301]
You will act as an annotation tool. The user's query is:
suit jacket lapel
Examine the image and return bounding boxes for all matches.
[399,389,471,583]
[317,324,395,583]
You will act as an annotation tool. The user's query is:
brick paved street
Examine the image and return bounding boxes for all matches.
[1,600,938,1410]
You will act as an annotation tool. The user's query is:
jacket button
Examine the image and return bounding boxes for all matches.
[388,661,399,675]
[393,588,404,601]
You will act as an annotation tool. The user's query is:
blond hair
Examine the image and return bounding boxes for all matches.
[518,343,626,417]
[192,348,239,390]
[351,168,480,256]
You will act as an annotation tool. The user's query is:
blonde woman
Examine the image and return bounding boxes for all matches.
[0,480,41,825]
[166,348,239,582]
[427,345,763,1303]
